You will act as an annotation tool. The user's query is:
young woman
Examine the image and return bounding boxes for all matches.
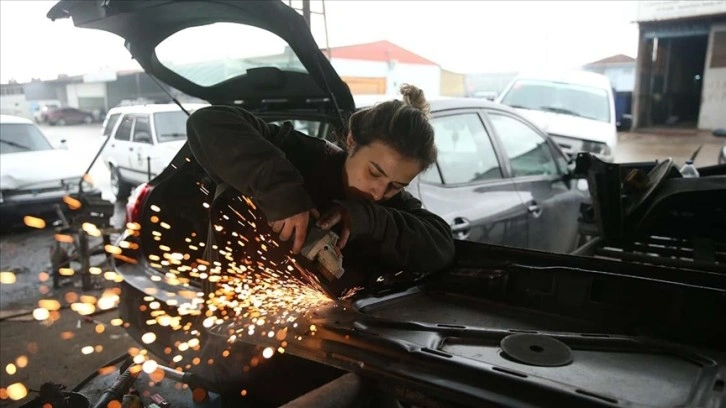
[186,84,454,290]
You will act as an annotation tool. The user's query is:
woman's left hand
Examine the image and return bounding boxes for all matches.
[316,204,352,250]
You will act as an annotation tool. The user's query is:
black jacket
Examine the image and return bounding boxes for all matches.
[186,105,454,280]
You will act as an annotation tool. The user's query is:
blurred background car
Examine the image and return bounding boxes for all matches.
[45,107,95,126]
[32,102,60,124]
[0,114,97,230]
[496,71,617,161]
[100,103,208,201]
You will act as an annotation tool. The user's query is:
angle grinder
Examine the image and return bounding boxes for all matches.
[288,225,348,300]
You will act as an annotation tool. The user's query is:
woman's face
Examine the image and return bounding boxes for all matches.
[343,134,423,202]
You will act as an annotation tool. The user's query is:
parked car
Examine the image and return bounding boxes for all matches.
[496,71,617,161]
[0,114,98,230]
[100,103,208,201]
[49,1,725,408]
[45,107,95,126]
[32,102,60,124]
[358,98,589,254]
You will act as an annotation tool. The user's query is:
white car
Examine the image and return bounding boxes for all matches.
[101,103,208,200]
[0,115,95,228]
[496,71,617,161]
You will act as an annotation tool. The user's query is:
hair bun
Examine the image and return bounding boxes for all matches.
[400,84,430,117]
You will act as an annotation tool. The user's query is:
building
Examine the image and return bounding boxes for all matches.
[583,54,636,126]
[323,40,444,98]
[632,1,726,130]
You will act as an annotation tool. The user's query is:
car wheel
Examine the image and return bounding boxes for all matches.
[58,119,67,126]
[110,165,132,202]
[84,116,93,124]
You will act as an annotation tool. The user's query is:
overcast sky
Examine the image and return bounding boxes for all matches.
[0,0,639,84]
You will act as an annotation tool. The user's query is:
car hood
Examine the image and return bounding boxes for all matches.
[513,108,615,145]
[0,149,88,190]
[47,0,354,120]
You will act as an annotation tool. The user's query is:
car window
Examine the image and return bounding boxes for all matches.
[154,111,188,143]
[132,116,153,144]
[500,79,610,123]
[0,123,53,154]
[114,116,133,141]
[429,113,502,185]
[103,113,121,138]
[489,113,558,177]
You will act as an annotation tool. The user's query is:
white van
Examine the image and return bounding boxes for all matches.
[496,71,617,161]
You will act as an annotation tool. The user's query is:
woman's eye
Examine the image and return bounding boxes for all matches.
[369,170,381,178]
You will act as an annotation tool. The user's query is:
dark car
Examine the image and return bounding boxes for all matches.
[46,107,94,126]
[412,99,587,253]
[48,1,725,408]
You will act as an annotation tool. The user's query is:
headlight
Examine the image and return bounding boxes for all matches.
[582,141,610,156]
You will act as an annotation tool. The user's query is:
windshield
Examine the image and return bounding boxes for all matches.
[154,111,188,143]
[0,123,54,154]
[156,22,307,87]
[501,80,611,123]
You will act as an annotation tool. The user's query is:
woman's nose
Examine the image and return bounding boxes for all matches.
[370,182,386,201]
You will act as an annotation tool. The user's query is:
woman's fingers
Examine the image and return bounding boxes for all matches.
[317,210,342,229]
[292,215,309,254]
[271,220,284,233]
[338,224,351,249]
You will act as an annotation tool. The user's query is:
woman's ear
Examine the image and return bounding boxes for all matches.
[346,132,356,151]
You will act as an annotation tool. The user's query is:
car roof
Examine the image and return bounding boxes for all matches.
[107,103,209,115]
[510,70,612,89]
[354,96,520,115]
[0,114,34,124]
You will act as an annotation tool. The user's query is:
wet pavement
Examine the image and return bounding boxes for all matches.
[0,124,723,406]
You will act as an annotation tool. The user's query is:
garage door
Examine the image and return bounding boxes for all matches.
[77,97,105,111]
[342,77,386,95]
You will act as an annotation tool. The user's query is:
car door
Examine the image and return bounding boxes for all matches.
[129,114,154,184]
[415,111,528,248]
[107,114,135,181]
[486,111,582,253]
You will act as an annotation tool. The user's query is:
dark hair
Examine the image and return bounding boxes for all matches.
[348,84,436,170]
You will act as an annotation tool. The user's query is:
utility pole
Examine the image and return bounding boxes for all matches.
[302,0,311,27]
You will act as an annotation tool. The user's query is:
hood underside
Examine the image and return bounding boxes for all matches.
[47,0,355,117]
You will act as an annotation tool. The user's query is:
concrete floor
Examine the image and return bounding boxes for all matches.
[616,128,724,168]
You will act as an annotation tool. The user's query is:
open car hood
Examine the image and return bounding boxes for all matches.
[47,0,355,118]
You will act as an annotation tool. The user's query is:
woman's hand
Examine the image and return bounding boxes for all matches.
[270,209,320,254]
[316,205,352,250]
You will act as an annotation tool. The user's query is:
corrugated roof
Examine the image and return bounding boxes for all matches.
[585,54,636,66]
[324,40,438,66]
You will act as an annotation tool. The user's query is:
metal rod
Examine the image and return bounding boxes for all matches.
[280,373,365,408]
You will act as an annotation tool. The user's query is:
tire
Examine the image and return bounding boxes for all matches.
[58,119,66,126]
[84,116,93,124]
[110,165,132,202]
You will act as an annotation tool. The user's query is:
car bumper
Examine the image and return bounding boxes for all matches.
[548,134,615,162]
[0,188,91,214]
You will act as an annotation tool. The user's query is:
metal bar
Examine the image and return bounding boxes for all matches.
[594,247,726,273]
[571,236,603,257]
[280,373,365,408]
[79,229,92,291]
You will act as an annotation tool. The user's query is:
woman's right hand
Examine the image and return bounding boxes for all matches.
[270,209,319,254]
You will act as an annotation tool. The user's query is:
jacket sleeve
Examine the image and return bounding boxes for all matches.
[186,105,315,221]
[339,191,455,273]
